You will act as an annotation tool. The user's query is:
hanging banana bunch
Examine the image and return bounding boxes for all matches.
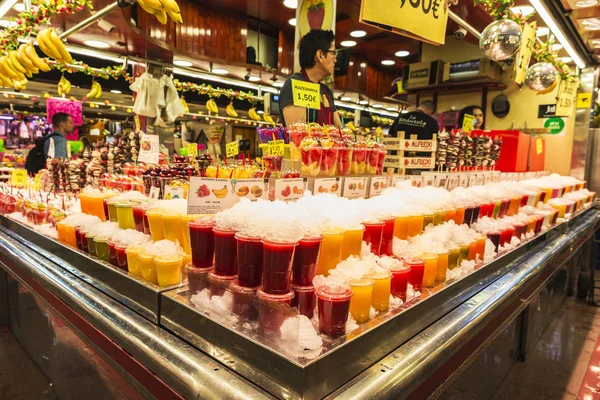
[263,114,275,124]
[36,28,73,64]
[85,79,103,99]
[225,102,238,117]
[0,41,51,88]
[137,0,183,24]
[206,97,219,114]
[181,96,190,113]
[58,74,72,96]
[248,107,262,121]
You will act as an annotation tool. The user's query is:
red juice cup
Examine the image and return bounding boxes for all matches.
[257,288,295,337]
[208,272,236,298]
[290,284,317,319]
[142,206,151,235]
[292,235,322,286]
[80,229,89,253]
[74,226,84,251]
[390,264,410,301]
[520,194,529,208]
[132,204,145,233]
[405,258,425,293]
[534,215,544,233]
[514,223,527,239]
[213,227,238,276]
[235,233,263,288]
[189,219,216,269]
[500,228,513,247]
[499,199,510,218]
[539,191,547,204]
[185,264,213,295]
[363,221,385,256]
[380,217,395,256]
[316,284,352,337]
[108,239,119,267]
[262,239,298,294]
[115,244,128,271]
[463,206,475,226]
[230,280,258,321]
[487,231,501,252]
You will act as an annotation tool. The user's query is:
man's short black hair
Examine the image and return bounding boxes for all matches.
[52,112,70,128]
[299,29,335,69]
[419,100,436,114]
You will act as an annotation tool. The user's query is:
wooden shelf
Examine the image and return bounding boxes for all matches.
[404,78,507,96]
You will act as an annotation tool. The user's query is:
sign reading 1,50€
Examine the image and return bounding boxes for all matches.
[292,79,321,110]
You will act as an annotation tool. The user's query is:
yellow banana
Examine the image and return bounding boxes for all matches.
[24,70,32,78]
[64,78,71,94]
[4,57,25,80]
[0,57,17,80]
[94,81,102,99]
[25,42,50,72]
[38,29,63,60]
[181,97,190,113]
[14,78,27,91]
[155,10,168,24]
[206,99,218,113]
[225,103,238,117]
[264,115,275,124]
[248,108,261,121]
[159,0,180,14]
[8,51,28,74]
[17,44,37,72]
[0,70,12,87]
[140,0,165,11]
[211,185,228,198]
[85,81,98,98]
[167,10,182,23]
[49,29,72,64]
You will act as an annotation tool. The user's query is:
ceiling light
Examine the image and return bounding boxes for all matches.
[401,109,409,114]
[350,30,367,38]
[530,0,586,69]
[386,107,397,111]
[536,27,549,37]
[341,40,356,47]
[561,57,573,63]
[575,0,598,7]
[372,104,383,108]
[381,60,395,66]
[551,43,563,51]
[585,24,600,31]
[283,0,297,8]
[173,60,192,67]
[340,96,352,101]
[0,19,15,28]
[212,68,229,75]
[257,110,264,114]
[359,100,369,105]
[84,40,110,49]
[395,50,410,57]
[360,62,367,68]
[582,18,600,25]
[288,18,296,26]
[13,3,24,12]
[110,90,122,94]
[273,82,284,88]
[510,5,535,16]
[248,76,261,82]
[0,0,17,19]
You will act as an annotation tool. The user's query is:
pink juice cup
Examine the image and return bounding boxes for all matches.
[380,217,395,256]
[292,235,322,286]
[363,221,385,256]
[405,258,425,293]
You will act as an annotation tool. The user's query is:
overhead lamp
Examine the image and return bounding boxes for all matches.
[248,76,261,82]
[381,60,395,65]
[372,104,383,108]
[510,5,535,16]
[575,0,598,7]
[84,40,110,49]
[0,0,17,19]
[257,110,264,114]
[350,30,367,38]
[341,40,356,47]
[360,62,367,68]
[401,109,409,114]
[174,60,193,67]
[340,96,352,101]
[386,107,397,111]
[110,90,122,94]
[359,100,369,105]
[529,0,586,69]
[212,68,229,75]
[288,18,296,26]
[395,50,410,57]
[536,27,549,37]
[283,0,297,8]
[273,81,284,87]
[173,67,278,94]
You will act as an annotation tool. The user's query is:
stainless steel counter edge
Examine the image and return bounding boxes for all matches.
[329,209,600,400]
[0,231,276,400]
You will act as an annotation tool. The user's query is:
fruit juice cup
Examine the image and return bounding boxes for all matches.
[448,247,460,270]
[444,209,456,223]
[102,197,110,221]
[155,254,183,287]
[534,215,544,234]
[142,205,151,235]
[293,235,322,286]
[89,195,106,221]
[126,246,143,277]
[528,192,539,207]
[74,226,84,251]
[407,215,424,237]
[435,252,449,283]
[132,204,145,233]
[236,233,263,288]
[229,280,258,320]
[475,236,486,261]
[348,278,374,323]
[188,219,216,269]
[520,194,530,208]
[488,231,501,252]
[64,224,77,248]
[94,236,110,263]
[454,207,465,225]
[207,272,236,298]
[550,209,559,225]
[108,239,119,267]
[139,252,158,285]
[316,284,352,337]
[180,214,201,255]
[367,270,392,312]
[492,201,501,219]
[433,210,445,226]
[380,218,395,256]
[162,212,185,246]
[483,202,495,218]
[290,284,317,319]
[459,243,471,261]
[507,196,521,216]
[471,205,481,224]
[213,227,238,277]
[300,146,322,177]
[393,216,410,240]
[468,241,477,261]
[406,258,425,292]
[341,228,364,260]
[116,201,135,230]
[337,147,352,175]
[80,229,89,253]
[320,147,339,176]
[420,253,438,289]
[56,222,68,245]
[115,244,128,271]
[390,265,410,301]
[463,206,475,226]
[79,193,89,214]
[106,198,118,222]
[363,221,385,255]
[316,230,343,276]
[542,188,552,203]
[499,228,511,247]
[551,204,566,219]
[262,239,298,294]
[351,148,368,174]
[498,199,510,218]
[538,191,547,204]
[422,214,434,229]
[146,208,166,241]
[86,233,97,257]
[257,289,295,337]
[527,218,536,234]
[186,264,213,295]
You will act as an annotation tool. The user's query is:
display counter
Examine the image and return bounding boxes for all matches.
[0,206,599,399]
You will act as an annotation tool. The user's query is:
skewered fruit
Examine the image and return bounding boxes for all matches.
[37,28,72,63]
[225,103,238,117]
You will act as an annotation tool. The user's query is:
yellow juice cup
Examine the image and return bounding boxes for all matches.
[551,204,566,218]
[316,230,344,276]
[435,251,449,283]
[180,214,202,255]
[64,224,77,247]
[341,227,364,260]
[107,198,119,222]
[116,201,135,230]
[367,270,391,312]
[433,210,445,226]
[146,208,166,241]
[543,188,552,203]
[448,246,460,270]
[88,194,106,221]
[94,236,110,263]
[155,254,183,287]
[139,252,158,285]
[348,278,374,323]
[56,221,68,244]
[393,216,410,240]
[162,212,185,246]
[408,215,424,237]
[420,253,438,288]
[126,246,143,277]
[459,243,470,263]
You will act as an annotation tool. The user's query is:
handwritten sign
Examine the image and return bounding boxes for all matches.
[267,140,285,157]
[555,79,578,117]
[138,134,160,164]
[11,169,27,187]
[226,141,239,158]
[462,113,474,133]
[187,144,198,157]
[513,23,536,85]
[291,79,321,109]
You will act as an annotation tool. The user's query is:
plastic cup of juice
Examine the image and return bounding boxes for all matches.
[162,212,185,246]
[155,254,183,287]
[180,214,201,255]
[146,208,166,241]
[551,203,566,219]
[459,242,471,261]
[56,221,68,244]
[186,264,213,295]
[262,239,298,294]
[290,284,317,319]
[316,284,352,337]
[126,246,143,277]
[116,201,135,230]
[367,270,391,312]
[142,204,151,235]
[406,258,425,293]
[236,233,263,288]
[188,218,216,269]
[420,253,439,288]
[80,229,89,253]
[463,206,475,227]
[534,215,544,233]
[89,194,106,221]
[115,244,128,271]
[86,233,97,257]
[74,226,84,251]
[433,210,445,226]
[107,198,119,222]
[207,272,236,298]
[435,251,449,283]
[362,221,385,255]
[448,246,460,270]
[257,288,295,337]
[492,201,501,219]
[139,252,158,285]
[444,209,456,223]
[316,230,343,276]
[407,214,424,237]
[293,235,322,286]
[393,216,410,240]
[230,280,258,320]
[390,264,410,301]
[471,205,481,224]
[468,240,478,261]
[498,199,510,218]
[380,217,395,256]
[348,278,374,323]
[132,204,145,233]
[341,228,363,260]
[79,193,89,215]
[475,235,486,262]
[94,236,110,263]
[108,239,119,267]
[213,227,238,277]
[454,207,465,225]
[422,214,434,230]
[487,231,501,252]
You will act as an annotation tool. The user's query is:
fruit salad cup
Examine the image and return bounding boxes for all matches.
[299,136,322,177]
[376,146,387,175]
[351,142,368,175]
[336,141,353,176]
[319,137,339,176]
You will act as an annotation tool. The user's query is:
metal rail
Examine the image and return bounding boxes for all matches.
[59,2,121,39]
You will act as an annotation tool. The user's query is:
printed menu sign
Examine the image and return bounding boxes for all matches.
[402,139,436,152]
[188,178,268,213]
[269,178,305,202]
[138,134,160,164]
[368,176,389,198]
[310,177,342,196]
[342,177,367,199]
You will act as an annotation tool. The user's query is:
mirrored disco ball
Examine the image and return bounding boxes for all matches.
[525,62,558,91]
[479,19,523,61]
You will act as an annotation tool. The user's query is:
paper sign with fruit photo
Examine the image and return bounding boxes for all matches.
[297,0,334,36]
[269,178,306,202]
[342,177,367,199]
[310,177,341,196]
[187,177,238,214]
[368,176,389,198]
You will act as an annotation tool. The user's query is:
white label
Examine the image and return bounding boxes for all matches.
[149,186,160,199]
[368,176,389,198]
[90,128,100,136]
[270,178,306,201]
[447,174,459,190]
[492,172,501,183]
[483,173,492,185]
[468,174,477,187]
[434,173,448,189]
[138,134,160,164]
[476,174,484,186]
[164,186,185,200]
[311,177,342,196]
[459,174,468,188]
[421,172,435,187]
[342,177,368,199]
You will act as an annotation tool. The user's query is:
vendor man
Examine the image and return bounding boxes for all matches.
[278,29,342,128]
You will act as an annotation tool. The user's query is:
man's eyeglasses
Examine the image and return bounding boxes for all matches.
[324,49,338,58]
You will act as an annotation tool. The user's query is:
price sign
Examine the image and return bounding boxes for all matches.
[11,169,27,187]
[138,134,160,164]
[577,92,592,109]
[512,23,536,85]
[134,115,141,133]
[555,79,578,116]
[187,144,198,157]
[397,80,405,94]
[291,79,321,110]
[226,141,239,158]
[536,138,543,155]
[462,114,474,133]
[33,173,42,191]
[149,187,161,200]
[267,140,285,157]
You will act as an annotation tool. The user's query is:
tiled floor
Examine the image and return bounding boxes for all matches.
[492,296,600,400]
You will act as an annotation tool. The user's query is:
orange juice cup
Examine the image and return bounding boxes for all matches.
[444,209,456,223]
[88,194,106,221]
[435,251,449,283]
[64,224,77,247]
[420,253,439,288]
[162,212,185,246]
[341,227,364,260]
[475,236,486,262]
[551,204,566,218]
[155,254,183,287]
[507,196,521,216]
[367,270,392,312]
[348,278,374,323]
[468,241,477,261]
[393,216,410,240]
[146,208,166,241]
[454,207,465,225]
[79,193,89,215]
[408,214,424,237]
[56,221,68,244]
[316,230,344,276]
[139,252,158,285]
[126,246,143,277]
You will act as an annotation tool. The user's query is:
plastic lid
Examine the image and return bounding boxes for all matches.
[261,238,299,246]
[115,201,132,208]
[290,284,316,293]
[230,280,259,294]
[419,253,439,261]
[234,232,262,241]
[188,216,215,228]
[94,235,109,242]
[347,278,375,287]
[316,284,352,301]
[389,263,410,273]
[257,288,295,302]
[145,208,166,216]
[213,226,237,234]
[184,263,213,273]
[367,270,392,280]
[362,220,385,226]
